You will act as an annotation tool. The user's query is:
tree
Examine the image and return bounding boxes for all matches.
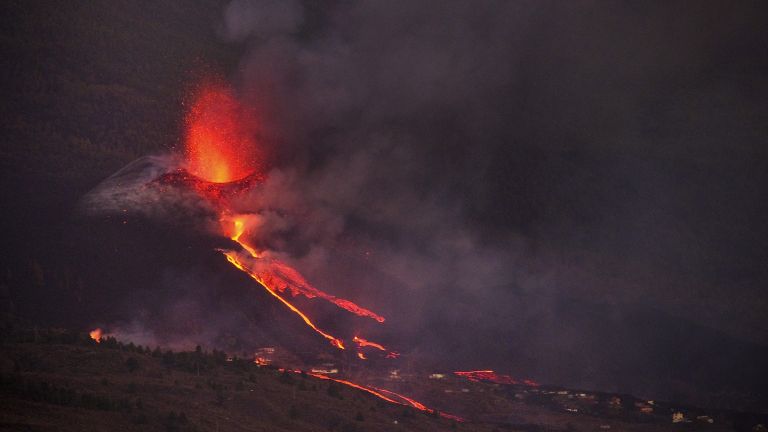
[125,357,140,373]
[327,381,342,399]
[288,404,299,419]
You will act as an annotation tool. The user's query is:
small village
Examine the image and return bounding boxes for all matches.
[247,346,766,431]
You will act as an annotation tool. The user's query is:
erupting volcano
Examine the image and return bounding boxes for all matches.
[81,78,537,423]
[167,79,388,354]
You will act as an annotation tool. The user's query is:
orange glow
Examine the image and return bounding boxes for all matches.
[454,370,538,386]
[374,387,464,421]
[353,335,386,351]
[287,369,465,422]
[224,252,345,350]
[303,371,403,404]
[184,81,261,183]
[376,388,428,410]
[357,352,367,360]
[226,216,261,258]
[89,328,102,343]
[225,216,386,323]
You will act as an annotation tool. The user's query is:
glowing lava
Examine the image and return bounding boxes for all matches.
[224,252,345,350]
[184,80,261,183]
[286,369,464,422]
[353,336,386,351]
[176,78,385,351]
[89,328,102,343]
[224,216,386,324]
[454,370,539,387]
[226,216,261,258]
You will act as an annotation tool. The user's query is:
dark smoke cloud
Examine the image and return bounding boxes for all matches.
[214,0,768,407]
[220,0,768,333]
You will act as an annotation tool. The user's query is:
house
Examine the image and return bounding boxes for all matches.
[310,367,338,374]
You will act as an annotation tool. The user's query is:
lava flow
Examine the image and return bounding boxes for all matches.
[284,369,464,422]
[224,215,385,323]
[353,335,399,359]
[224,251,345,350]
[454,370,539,387]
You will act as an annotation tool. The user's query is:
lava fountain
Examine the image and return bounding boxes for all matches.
[184,80,261,183]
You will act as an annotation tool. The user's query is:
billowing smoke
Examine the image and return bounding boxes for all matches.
[214,0,768,408]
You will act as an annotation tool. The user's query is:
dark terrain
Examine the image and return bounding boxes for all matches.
[2,328,767,432]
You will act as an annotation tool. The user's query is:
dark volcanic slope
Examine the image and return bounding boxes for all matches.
[0,334,465,432]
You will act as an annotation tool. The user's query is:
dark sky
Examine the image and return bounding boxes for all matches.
[2,0,768,411]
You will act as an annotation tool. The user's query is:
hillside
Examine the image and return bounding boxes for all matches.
[2,328,766,431]
[0,329,465,432]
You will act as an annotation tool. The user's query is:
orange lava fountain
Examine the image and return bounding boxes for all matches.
[184,81,261,183]
[89,328,102,343]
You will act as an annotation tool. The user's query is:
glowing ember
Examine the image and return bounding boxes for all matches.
[89,328,102,343]
[357,352,367,360]
[184,80,261,183]
[454,370,539,387]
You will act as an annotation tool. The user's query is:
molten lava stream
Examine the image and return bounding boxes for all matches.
[453,370,539,386]
[375,387,465,420]
[299,371,463,421]
[353,335,388,351]
[224,216,386,323]
[228,218,261,258]
[303,372,401,404]
[223,252,345,350]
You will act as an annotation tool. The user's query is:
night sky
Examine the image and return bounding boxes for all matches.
[2,0,768,411]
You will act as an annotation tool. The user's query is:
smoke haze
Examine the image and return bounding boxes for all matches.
[218,0,768,406]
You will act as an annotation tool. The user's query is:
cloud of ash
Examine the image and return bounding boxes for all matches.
[215,0,768,338]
